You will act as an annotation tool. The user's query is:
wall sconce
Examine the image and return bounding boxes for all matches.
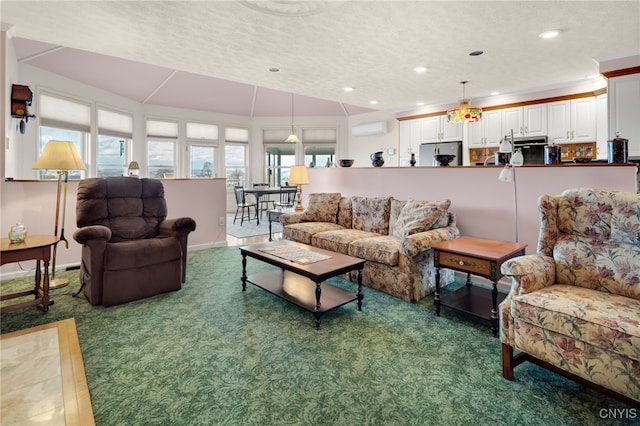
[128,161,140,177]
[11,84,37,134]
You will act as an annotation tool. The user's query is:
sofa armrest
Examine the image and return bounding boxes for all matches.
[500,254,556,295]
[73,225,112,245]
[280,212,306,226]
[159,217,197,237]
[400,225,461,258]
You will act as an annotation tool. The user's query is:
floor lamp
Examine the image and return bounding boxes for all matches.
[33,140,86,289]
[289,165,309,212]
[498,130,524,242]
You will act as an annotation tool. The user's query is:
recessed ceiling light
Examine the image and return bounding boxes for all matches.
[539,30,560,39]
[414,66,427,74]
[369,100,379,105]
[268,67,280,73]
[343,87,354,92]
[416,102,424,106]
[469,50,484,56]
[491,91,500,96]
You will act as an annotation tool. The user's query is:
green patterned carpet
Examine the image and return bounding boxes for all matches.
[0,247,634,426]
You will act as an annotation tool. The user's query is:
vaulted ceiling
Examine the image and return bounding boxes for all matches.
[2,1,639,117]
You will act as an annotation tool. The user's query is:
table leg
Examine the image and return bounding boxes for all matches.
[241,253,247,291]
[490,280,498,337]
[434,267,441,316]
[268,217,273,241]
[356,269,363,311]
[41,259,50,312]
[465,272,472,287]
[314,282,322,330]
[255,196,261,225]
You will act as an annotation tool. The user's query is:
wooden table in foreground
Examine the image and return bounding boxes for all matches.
[432,236,527,336]
[239,240,365,329]
[1,235,58,313]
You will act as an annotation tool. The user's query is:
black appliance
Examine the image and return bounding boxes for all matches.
[512,136,548,165]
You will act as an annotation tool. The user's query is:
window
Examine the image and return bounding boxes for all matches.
[303,128,336,168]
[225,126,249,187]
[97,108,133,177]
[147,119,178,178]
[265,144,296,186]
[38,93,90,180]
[190,145,216,177]
[186,122,218,178]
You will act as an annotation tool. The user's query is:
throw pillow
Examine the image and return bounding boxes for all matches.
[394,199,451,238]
[301,193,342,223]
[352,196,391,233]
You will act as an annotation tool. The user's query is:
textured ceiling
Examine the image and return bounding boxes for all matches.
[2,1,639,117]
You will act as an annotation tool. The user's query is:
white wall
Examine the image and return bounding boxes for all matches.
[346,110,399,167]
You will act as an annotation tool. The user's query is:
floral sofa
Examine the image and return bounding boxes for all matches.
[280,193,460,302]
[499,188,640,404]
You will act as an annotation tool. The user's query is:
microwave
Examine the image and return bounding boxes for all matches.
[513,136,548,165]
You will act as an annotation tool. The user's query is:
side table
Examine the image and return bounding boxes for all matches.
[432,236,527,336]
[267,208,294,241]
[1,235,59,313]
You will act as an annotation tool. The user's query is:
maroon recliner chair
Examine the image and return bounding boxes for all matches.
[73,177,196,306]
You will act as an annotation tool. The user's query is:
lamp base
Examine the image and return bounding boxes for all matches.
[49,277,70,290]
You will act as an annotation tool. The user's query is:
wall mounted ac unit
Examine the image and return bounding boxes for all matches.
[351,121,387,137]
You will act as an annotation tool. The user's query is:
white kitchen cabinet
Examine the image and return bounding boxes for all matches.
[399,119,421,166]
[608,73,640,156]
[421,115,462,143]
[547,97,596,144]
[596,94,608,159]
[468,109,503,147]
[503,104,547,137]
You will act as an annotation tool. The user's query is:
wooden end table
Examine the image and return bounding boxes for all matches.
[267,207,294,241]
[432,236,527,336]
[1,235,59,313]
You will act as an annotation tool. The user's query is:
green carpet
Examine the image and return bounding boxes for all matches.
[0,247,633,426]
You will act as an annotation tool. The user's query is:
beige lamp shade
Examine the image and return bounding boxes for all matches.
[289,165,309,185]
[33,140,86,171]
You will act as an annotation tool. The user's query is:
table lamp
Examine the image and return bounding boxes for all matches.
[289,165,309,212]
[33,140,86,288]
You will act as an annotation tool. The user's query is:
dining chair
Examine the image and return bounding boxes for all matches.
[274,185,297,208]
[233,186,257,225]
[253,183,274,217]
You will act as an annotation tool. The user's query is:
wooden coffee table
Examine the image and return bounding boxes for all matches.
[239,240,365,329]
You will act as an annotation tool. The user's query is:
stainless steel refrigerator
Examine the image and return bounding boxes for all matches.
[419,141,463,166]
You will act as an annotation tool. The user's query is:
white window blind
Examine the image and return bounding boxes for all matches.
[302,128,337,143]
[187,122,218,140]
[98,108,133,138]
[39,93,91,132]
[147,120,178,138]
[225,127,249,142]
[262,128,291,144]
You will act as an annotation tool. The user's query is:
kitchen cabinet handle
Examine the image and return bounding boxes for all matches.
[566,131,570,139]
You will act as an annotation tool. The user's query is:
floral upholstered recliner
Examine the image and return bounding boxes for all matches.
[499,188,640,404]
[281,193,460,302]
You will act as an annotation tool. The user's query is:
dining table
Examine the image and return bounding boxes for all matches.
[242,186,297,225]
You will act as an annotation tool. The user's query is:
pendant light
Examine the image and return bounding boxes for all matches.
[285,93,299,143]
[447,81,482,123]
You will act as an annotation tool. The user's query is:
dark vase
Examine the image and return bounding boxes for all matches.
[409,153,416,166]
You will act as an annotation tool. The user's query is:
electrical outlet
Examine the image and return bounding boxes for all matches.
[218,217,225,226]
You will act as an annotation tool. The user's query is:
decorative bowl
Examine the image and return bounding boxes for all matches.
[434,154,456,166]
[339,159,355,167]
[573,157,592,163]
